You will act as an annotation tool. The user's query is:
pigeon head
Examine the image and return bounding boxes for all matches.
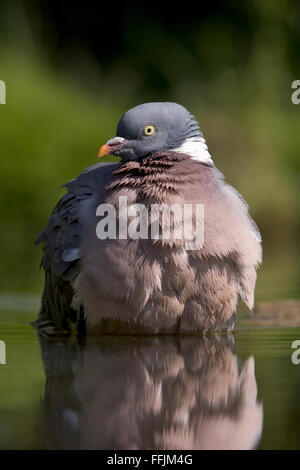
[98,102,203,161]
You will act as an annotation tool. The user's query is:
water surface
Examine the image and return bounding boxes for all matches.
[0,302,300,450]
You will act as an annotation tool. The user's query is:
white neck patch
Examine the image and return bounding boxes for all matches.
[170,137,213,164]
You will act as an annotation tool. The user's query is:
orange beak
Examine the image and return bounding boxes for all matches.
[98,144,111,158]
[97,137,127,159]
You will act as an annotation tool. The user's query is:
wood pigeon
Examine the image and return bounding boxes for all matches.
[36,102,262,334]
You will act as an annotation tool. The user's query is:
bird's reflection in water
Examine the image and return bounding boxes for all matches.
[39,334,263,450]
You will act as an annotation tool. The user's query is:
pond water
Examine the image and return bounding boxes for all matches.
[0,301,299,450]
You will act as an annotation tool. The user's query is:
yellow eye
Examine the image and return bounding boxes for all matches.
[143,125,156,136]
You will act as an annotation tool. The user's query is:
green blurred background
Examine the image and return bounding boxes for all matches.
[0,0,299,299]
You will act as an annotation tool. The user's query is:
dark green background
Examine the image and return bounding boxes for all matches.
[0,0,299,298]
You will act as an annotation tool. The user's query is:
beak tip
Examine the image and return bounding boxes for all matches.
[97,144,109,159]
[97,137,126,159]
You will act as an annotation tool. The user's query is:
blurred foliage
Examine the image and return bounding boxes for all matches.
[0,0,299,294]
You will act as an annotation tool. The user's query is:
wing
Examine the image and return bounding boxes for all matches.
[35,161,119,333]
[223,183,262,310]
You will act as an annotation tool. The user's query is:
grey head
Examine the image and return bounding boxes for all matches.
[98,102,202,161]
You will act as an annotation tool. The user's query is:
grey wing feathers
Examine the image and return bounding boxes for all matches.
[36,190,84,279]
[35,161,119,333]
[35,189,88,333]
